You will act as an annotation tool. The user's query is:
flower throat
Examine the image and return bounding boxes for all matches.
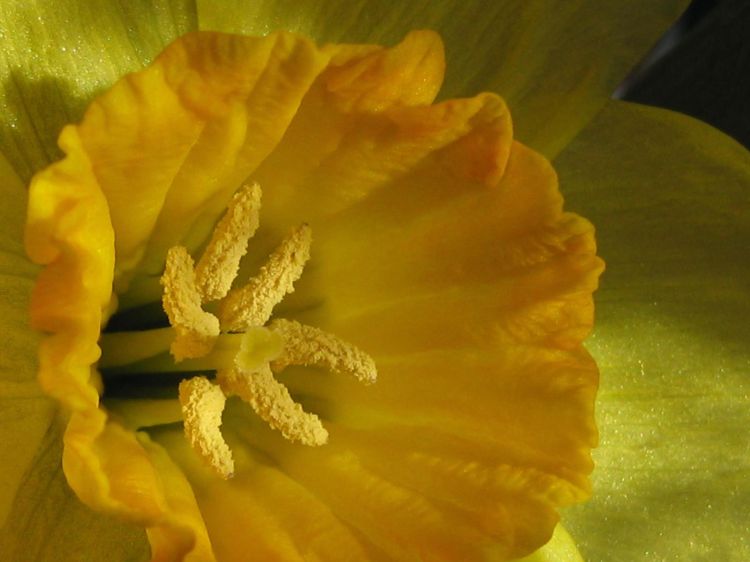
[98,183,377,478]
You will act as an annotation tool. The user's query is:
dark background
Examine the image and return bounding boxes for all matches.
[620,0,750,149]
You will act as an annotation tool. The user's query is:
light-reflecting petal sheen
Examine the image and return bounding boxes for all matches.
[0,0,196,182]
[556,101,750,561]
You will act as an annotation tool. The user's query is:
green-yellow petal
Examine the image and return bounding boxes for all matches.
[0,416,150,562]
[0,153,50,526]
[555,100,750,560]
[0,0,196,182]
[516,525,583,562]
[196,0,688,157]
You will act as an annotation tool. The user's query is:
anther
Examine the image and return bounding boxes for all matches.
[269,319,377,385]
[218,365,328,446]
[195,183,261,302]
[161,246,220,361]
[219,224,312,331]
[179,376,234,479]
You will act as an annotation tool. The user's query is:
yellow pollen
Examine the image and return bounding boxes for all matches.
[218,224,312,331]
[161,246,220,361]
[218,365,329,446]
[158,183,375,478]
[179,376,234,479]
[269,319,377,385]
[195,183,261,302]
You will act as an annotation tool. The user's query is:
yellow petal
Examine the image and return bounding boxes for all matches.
[59,408,215,560]
[196,0,688,156]
[155,426,370,562]
[138,433,216,562]
[65,31,332,301]
[26,125,114,410]
[0,0,196,182]
[555,100,750,560]
[0,153,150,559]
[252,92,600,558]
[301,140,600,356]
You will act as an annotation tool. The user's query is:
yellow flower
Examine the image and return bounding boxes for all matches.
[21,26,603,561]
[1,1,748,561]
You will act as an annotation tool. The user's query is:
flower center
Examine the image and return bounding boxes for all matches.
[99,183,376,479]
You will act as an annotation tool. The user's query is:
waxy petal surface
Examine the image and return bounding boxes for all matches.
[556,101,750,561]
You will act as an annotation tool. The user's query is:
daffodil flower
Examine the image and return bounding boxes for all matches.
[0,2,747,562]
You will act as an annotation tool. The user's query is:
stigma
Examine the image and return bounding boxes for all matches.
[160,183,377,479]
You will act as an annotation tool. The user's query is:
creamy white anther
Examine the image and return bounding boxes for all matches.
[179,376,234,478]
[270,319,377,385]
[195,183,261,302]
[218,365,328,446]
[161,246,220,361]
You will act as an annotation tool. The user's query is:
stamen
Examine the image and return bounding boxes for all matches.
[161,246,220,361]
[134,184,379,476]
[219,224,312,331]
[269,319,377,385]
[179,376,234,479]
[195,183,261,302]
[218,365,328,446]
